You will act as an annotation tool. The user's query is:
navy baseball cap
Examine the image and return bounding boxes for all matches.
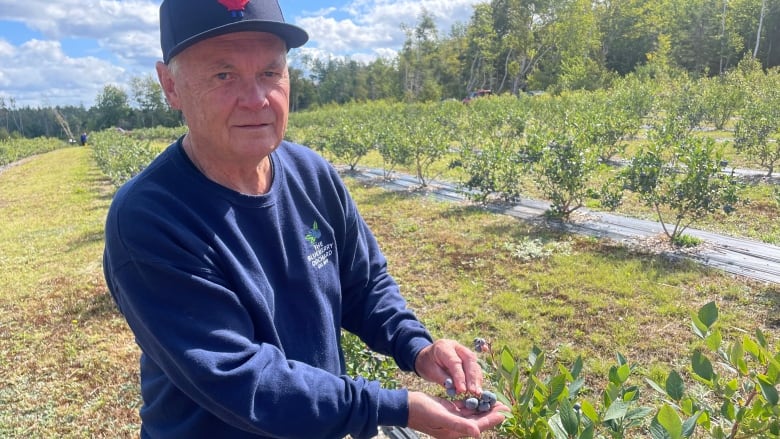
[160,0,309,63]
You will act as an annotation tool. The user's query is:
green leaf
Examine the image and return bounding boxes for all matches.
[558,398,579,436]
[724,378,738,397]
[698,301,718,329]
[617,363,631,383]
[569,377,585,396]
[548,374,567,404]
[626,406,655,421]
[680,397,695,416]
[742,336,760,359]
[655,405,683,439]
[580,423,595,439]
[690,317,707,339]
[580,399,599,423]
[500,347,516,375]
[608,362,631,385]
[698,410,711,430]
[756,328,768,348]
[623,387,639,402]
[728,341,744,368]
[529,346,545,374]
[650,416,673,439]
[768,357,780,383]
[608,365,619,384]
[759,375,779,405]
[570,356,583,380]
[603,399,629,422]
[736,357,748,376]
[720,400,735,420]
[704,329,722,352]
[547,413,569,439]
[646,377,667,396]
[692,351,713,382]
[681,412,702,437]
[665,370,685,401]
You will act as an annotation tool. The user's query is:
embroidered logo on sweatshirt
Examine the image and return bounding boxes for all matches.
[305,221,334,269]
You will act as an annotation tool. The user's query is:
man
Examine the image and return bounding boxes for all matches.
[102,0,506,437]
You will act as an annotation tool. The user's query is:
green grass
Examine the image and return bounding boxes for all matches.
[0,148,140,438]
[348,182,778,371]
[1,147,778,437]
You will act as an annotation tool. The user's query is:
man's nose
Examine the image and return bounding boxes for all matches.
[239,78,269,108]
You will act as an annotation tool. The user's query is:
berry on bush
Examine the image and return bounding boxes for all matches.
[473,337,489,353]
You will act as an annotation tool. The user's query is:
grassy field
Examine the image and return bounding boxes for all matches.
[0,148,139,438]
[0,147,777,437]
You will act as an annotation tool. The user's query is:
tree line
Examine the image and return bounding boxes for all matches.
[3,0,779,140]
[296,0,780,104]
[0,76,181,142]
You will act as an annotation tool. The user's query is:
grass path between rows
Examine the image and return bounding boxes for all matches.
[0,147,140,438]
[0,147,777,437]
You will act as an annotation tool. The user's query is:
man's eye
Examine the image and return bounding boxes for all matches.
[263,71,281,78]
[216,72,231,80]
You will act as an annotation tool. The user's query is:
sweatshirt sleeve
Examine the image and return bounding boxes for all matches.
[337,191,434,373]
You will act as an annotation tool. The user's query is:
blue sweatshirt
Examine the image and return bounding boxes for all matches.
[103,138,433,438]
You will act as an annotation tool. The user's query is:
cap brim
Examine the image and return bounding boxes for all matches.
[165,20,308,63]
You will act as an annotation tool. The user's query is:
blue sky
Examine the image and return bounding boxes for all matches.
[0,0,487,108]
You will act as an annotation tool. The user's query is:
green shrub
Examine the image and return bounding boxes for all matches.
[91,129,160,187]
[476,302,779,439]
[0,137,67,166]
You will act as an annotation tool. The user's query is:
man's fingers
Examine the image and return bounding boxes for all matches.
[441,342,480,394]
[459,346,483,394]
[417,339,486,395]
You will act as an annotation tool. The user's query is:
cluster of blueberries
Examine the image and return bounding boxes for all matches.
[444,378,498,413]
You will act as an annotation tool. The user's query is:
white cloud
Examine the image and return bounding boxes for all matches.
[0,38,124,107]
[0,38,14,57]
[0,0,157,106]
[0,0,160,66]
[0,0,159,39]
[292,0,487,63]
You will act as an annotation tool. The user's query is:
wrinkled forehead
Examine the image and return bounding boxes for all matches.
[173,31,288,65]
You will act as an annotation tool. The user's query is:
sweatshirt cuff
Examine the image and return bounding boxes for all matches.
[377,388,409,427]
[399,336,433,373]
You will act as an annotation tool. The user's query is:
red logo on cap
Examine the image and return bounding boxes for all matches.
[218,0,249,12]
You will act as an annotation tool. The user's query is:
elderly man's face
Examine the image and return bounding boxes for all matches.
[158,32,290,163]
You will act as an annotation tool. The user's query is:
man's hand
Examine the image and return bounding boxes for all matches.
[414,339,482,395]
[407,391,507,439]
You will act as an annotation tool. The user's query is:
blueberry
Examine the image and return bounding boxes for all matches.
[480,391,497,405]
[446,387,457,398]
[444,378,454,389]
[464,397,479,410]
[478,401,491,412]
[473,337,488,352]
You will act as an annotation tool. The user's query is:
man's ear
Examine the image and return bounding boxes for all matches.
[156,61,181,110]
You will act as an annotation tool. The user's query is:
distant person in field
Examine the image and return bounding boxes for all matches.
[101,0,507,438]
[80,132,87,146]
